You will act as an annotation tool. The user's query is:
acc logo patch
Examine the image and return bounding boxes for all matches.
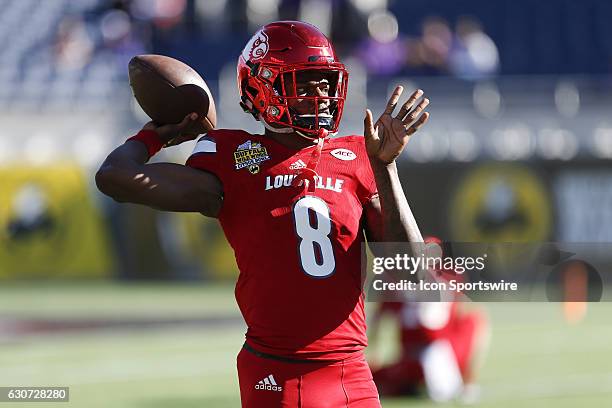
[234,140,270,171]
[330,148,356,161]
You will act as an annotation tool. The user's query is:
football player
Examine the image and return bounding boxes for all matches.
[96,21,429,407]
[369,238,490,403]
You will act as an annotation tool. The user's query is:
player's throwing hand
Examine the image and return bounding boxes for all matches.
[142,112,201,147]
[364,86,430,164]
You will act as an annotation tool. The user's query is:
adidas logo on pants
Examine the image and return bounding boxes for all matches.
[254,374,283,392]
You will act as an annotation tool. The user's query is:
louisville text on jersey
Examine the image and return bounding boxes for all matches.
[265,174,344,192]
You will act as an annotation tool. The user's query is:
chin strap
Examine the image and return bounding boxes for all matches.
[260,115,294,133]
[292,128,328,193]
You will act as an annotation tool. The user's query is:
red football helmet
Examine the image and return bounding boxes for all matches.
[237,21,348,139]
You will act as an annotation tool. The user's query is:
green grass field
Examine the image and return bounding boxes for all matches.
[1,282,611,407]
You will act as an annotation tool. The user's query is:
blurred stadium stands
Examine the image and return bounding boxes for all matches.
[1,0,612,277]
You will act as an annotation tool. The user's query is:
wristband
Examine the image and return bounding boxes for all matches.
[126,129,164,158]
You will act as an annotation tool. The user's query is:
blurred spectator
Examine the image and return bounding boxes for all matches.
[356,10,407,76]
[405,16,453,76]
[278,0,367,56]
[194,0,232,35]
[448,16,499,80]
[126,0,188,52]
[248,0,280,31]
[129,0,187,30]
[54,16,95,72]
[99,6,147,69]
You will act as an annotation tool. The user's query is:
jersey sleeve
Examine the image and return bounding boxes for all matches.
[185,133,220,176]
[353,138,379,205]
[359,165,378,204]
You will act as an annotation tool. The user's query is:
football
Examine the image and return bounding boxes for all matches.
[128,54,216,136]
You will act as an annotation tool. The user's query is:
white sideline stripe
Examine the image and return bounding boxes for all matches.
[268,375,277,385]
[192,139,216,154]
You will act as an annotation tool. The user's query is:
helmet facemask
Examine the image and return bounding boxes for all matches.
[245,63,348,139]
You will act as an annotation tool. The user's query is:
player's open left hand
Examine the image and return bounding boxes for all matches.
[142,112,201,147]
[364,86,430,164]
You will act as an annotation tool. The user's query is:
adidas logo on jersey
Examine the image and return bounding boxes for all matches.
[289,159,306,170]
[254,374,283,392]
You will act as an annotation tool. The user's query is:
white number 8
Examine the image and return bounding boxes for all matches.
[293,196,336,278]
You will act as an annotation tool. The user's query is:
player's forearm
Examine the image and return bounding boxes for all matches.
[370,160,423,245]
[96,142,222,215]
[96,141,152,202]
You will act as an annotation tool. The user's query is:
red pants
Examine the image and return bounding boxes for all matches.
[237,346,381,407]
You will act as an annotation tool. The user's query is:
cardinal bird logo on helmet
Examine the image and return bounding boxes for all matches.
[242,31,269,62]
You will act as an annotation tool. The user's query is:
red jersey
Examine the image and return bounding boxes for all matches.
[186,129,377,360]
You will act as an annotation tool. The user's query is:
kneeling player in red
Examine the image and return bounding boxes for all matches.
[369,239,490,404]
[96,21,429,407]
[370,301,489,403]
